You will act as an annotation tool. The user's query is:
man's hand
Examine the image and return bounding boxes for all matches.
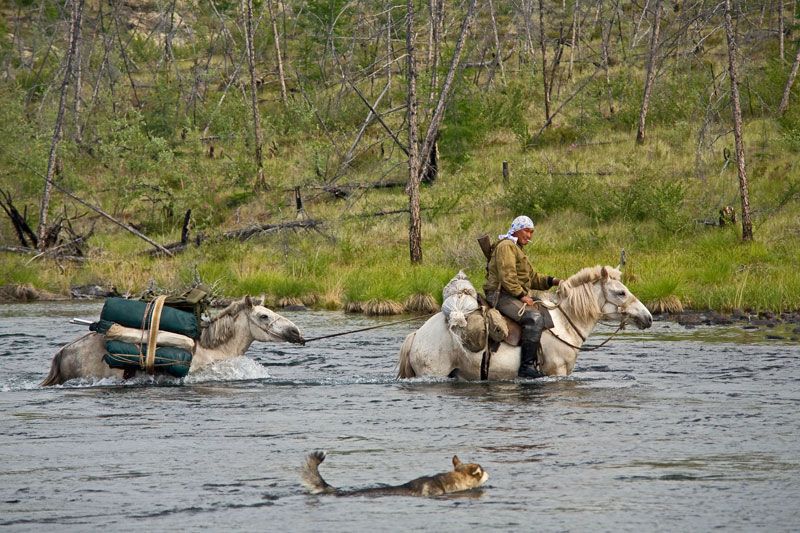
[521,295,535,306]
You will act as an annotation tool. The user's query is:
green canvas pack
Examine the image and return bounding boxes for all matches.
[103,340,192,378]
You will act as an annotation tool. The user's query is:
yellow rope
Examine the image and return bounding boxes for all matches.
[145,295,167,374]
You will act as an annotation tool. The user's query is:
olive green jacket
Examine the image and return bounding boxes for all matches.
[484,238,552,298]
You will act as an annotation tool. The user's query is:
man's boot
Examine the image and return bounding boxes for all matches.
[518,340,542,378]
[518,313,543,378]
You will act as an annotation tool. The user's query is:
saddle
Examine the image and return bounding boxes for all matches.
[499,302,556,347]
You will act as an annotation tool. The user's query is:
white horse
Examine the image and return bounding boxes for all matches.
[397,266,653,380]
[41,296,304,386]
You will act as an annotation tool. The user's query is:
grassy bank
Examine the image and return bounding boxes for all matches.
[1,3,799,313]
[3,120,798,314]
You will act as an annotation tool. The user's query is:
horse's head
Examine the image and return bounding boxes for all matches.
[559,265,652,330]
[246,296,306,344]
[595,266,652,329]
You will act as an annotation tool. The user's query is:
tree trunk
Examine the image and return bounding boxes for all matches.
[779,41,800,114]
[267,0,288,106]
[779,0,785,61]
[538,0,551,122]
[72,1,84,144]
[427,0,442,108]
[242,0,265,190]
[636,0,662,144]
[600,1,615,116]
[568,0,580,79]
[487,0,506,85]
[37,0,84,251]
[723,0,753,241]
[406,0,422,263]
[417,0,478,176]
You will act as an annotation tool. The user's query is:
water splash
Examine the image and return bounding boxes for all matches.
[185,357,271,383]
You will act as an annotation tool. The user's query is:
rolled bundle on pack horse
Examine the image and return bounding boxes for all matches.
[41,288,305,386]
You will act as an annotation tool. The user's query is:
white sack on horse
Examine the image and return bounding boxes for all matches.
[442,270,478,300]
[103,323,196,351]
[441,271,480,330]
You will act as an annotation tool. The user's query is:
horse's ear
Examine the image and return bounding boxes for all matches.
[244,295,253,307]
[452,455,461,468]
[256,295,265,306]
[601,266,609,279]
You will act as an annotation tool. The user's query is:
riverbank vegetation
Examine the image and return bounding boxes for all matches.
[1,1,798,313]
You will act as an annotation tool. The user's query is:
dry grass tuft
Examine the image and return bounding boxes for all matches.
[404,293,439,314]
[362,299,405,316]
[301,293,320,306]
[344,301,364,313]
[278,296,304,308]
[646,295,684,314]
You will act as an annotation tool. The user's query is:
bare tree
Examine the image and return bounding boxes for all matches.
[600,0,616,117]
[636,0,662,144]
[242,0,266,190]
[406,0,422,263]
[405,0,477,263]
[568,0,580,79]
[37,0,84,251]
[487,0,506,85]
[723,0,753,241]
[779,0,785,61]
[72,1,84,144]
[267,0,288,106]
[779,41,800,114]
[539,0,551,122]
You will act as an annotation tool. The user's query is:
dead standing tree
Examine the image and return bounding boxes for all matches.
[406,0,422,263]
[405,0,478,263]
[242,0,266,190]
[267,0,288,107]
[722,0,753,241]
[37,0,84,251]
[779,40,800,115]
[636,0,662,144]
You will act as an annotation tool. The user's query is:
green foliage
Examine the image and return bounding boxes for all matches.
[502,167,690,233]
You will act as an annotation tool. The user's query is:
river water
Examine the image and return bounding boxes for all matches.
[1,301,799,532]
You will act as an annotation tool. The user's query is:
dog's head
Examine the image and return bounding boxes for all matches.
[450,455,489,489]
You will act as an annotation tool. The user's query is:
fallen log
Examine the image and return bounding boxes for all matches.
[222,219,321,241]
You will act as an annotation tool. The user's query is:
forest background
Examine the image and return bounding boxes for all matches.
[0,0,799,315]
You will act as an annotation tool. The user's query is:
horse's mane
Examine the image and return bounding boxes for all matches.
[199,296,257,349]
[556,265,621,322]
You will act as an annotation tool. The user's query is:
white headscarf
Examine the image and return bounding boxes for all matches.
[498,215,534,242]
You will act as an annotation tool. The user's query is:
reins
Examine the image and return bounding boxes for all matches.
[302,313,436,343]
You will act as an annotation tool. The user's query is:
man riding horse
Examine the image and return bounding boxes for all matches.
[484,216,561,378]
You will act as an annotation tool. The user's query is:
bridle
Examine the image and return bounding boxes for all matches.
[547,278,633,352]
[248,310,284,339]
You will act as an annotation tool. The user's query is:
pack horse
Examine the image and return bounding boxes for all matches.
[42,295,304,386]
[397,266,653,380]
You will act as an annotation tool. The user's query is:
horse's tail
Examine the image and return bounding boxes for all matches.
[40,348,66,387]
[300,451,337,494]
[396,331,417,379]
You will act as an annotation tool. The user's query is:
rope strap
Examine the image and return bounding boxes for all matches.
[145,295,167,374]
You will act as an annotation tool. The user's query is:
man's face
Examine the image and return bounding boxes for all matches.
[514,227,534,245]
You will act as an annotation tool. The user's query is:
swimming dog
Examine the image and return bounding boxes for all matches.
[300,451,489,497]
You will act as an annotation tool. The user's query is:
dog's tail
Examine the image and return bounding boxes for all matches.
[300,451,337,494]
